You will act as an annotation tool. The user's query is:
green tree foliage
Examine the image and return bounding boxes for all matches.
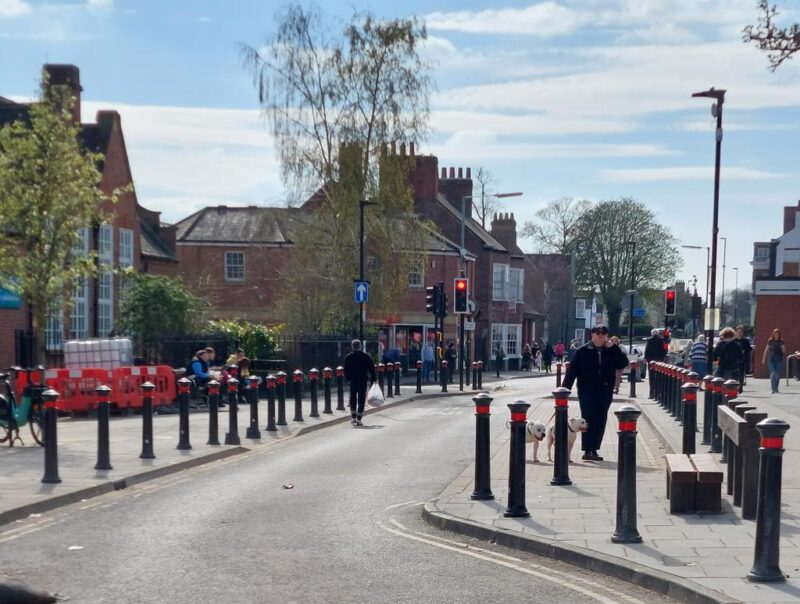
[241,5,434,333]
[0,77,115,359]
[205,319,282,360]
[744,0,800,71]
[119,270,205,360]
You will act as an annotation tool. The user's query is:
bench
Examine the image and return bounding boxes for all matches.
[717,405,767,520]
[665,453,723,514]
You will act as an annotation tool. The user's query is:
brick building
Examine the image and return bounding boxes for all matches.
[752,200,800,378]
[0,64,177,368]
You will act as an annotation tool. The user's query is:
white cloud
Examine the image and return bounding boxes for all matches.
[0,0,31,18]
[85,0,112,9]
[197,16,211,23]
[599,166,787,182]
[432,109,635,136]
[427,2,581,36]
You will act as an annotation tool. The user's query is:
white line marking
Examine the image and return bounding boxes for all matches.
[384,501,424,511]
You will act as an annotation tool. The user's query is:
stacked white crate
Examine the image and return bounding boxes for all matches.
[64,338,133,370]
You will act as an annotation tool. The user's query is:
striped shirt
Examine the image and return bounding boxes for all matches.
[689,341,708,363]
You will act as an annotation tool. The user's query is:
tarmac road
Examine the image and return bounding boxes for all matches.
[0,379,676,603]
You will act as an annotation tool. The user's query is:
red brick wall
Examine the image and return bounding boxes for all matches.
[0,307,27,368]
[753,294,800,378]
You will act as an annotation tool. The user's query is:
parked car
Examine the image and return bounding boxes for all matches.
[620,343,647,380]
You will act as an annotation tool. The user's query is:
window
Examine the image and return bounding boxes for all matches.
[493,264,523,302]
[225,251,245,281]
[575,328,585,343]
[508,268,524,302]
[118,228,134,303]
[71,228,89,339]
[407,259,423,288]
[575,298,586,319]
[491,323,523,358]
[45,301,64,352]
[756,247,769,259]
[493,263,508,300]
[97,224,114,336]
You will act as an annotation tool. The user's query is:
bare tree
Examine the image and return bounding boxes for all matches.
[520,197,591,254]
[744,0,800,70]
[472,166,502,229]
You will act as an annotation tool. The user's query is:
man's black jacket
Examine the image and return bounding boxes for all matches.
[562,342,629,396]
[343,350,377,387]
[644,335,666,362]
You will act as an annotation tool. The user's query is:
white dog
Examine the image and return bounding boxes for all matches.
[524,421,548,462]
[544,417,588,462]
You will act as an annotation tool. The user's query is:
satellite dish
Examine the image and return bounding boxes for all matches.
[711,103,718,117]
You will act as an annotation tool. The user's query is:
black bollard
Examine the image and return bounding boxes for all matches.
[477,361,483,390]
[276,371,288,425]
[648,362,655,400]
[720,379,739,464]
[471,362,478,391]
[687,371,700,433]
[701,375,714,445]
[336,366,345,411]
[629,361,638,398]
[309,369,320,417]
[440,360,448,393]
[556,362,562,388]
[176,377,192,450]
[496,353,501,378]
[41,388,61,484]
[245,376,262,439]
[504,401,531,518]
[140,381,156,459]
[415,361,422,394]
[94,385,113,470]
[471,393,494,500]
[612,405,643,543]
[551,387,572,486]
[265,375,277,431]
[224,378,241,445]
[748,418,791,583]
[709,377,725,453]
[394,362,401,396]
[385,364,394,399]
[207,380,221,445]
[681,382,699,455]
[292,370,304,422]
[377,363,385,395]
[323,367,333,414]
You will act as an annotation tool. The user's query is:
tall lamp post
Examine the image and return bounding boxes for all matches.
[459,191,522,391]
[720,236,727,326]
[691,87,726,343]
[358,199,378,343]
[732,267,739,326]
[625,240,637,351]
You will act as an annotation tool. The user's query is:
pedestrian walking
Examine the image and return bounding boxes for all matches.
[562,325,629,462]
[542,342,554,374]
[567,339,579,363]
[554,341,565,363]
[734,325,752,393]
[495,343,505,376]
[343,339,377,426]
[713,327,743,382]
[761,328,786,394]
[421,339,435,382]
[445,341,457,383]
[644,328,666,364]
[689,335,708,377]
[610,336,624,394]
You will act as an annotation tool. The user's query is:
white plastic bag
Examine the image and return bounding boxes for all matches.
[367,383,385,407]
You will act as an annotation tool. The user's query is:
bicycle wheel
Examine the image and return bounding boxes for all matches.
[29,403,44,447]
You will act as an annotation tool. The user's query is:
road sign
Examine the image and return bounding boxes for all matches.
[632,308,647,318]
[464,321,475,331]
[354,281,369,303]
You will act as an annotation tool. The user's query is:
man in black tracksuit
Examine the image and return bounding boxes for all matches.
[562,325,629,461]
[343,339,377,427]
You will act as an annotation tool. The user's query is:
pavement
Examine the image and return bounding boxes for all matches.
[426,371,800,604]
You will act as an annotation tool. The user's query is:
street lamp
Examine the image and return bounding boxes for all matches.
[681,245,710,304]
[624,240,637,351]
[720,236,727,326]
[732,267,739,326]
[691,86,726,342]
[458,191,522,391]
[358,199,378,343]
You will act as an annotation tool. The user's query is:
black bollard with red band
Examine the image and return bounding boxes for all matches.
[292,370,304,422]
[41,388,61,484]
[207,380,221,445]
[648,362,656,399]
[748,418,791,583]
[225,378,241,445]
[335,366,345,411]
[140,381,156,459]
[440,360,448,393]
[701,375,714,445]
[176,377,192,450]
[415,361,422,394]
[612,405,643,544]
[471,362,478,391]
[720,379,739,464]
[681,382,699,455]
[276,371,288,425]
[377,363,385,395]
[551,387,572,486]
[504,401,531,518]
[385,364,394,399]
[94,385,113,470]
[323,367,333,414]
[556,362,562,388]
[687,371,700,433]
[629,361,638,398]
[394,362,401,396]
[265,375,277,431]
[709,377,725,453]
[477,361,483,389]
[309,369,320,417]
[471,393,494,501]
[246,376,262,439]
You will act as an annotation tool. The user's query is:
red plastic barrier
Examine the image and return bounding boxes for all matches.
[42,367,110,412]
[111,367,140,410]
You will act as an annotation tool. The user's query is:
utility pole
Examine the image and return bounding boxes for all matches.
[358,200,377,343]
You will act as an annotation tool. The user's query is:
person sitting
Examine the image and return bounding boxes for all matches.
[186,350,211,405]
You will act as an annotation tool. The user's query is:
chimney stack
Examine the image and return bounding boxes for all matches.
[43,64,82,124]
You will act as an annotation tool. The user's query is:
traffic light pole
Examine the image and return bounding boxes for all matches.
[459,313,465,392]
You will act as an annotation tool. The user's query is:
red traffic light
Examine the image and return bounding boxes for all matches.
[456,279,467,291]
[665,290,676,300]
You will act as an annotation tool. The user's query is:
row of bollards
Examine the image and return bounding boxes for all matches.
[647,361,792,582]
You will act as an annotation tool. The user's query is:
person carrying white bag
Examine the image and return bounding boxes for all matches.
[343,339,377,427]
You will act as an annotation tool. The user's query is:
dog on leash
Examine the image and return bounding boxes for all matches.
[544,417,588,462]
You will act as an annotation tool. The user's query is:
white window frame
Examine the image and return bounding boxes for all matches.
[224,251,245,282]
[118,228,135,303]
[490,323,522,358]
[756,247,769,258]
[71,228,89,339]
[407,258,423,289]
[575,328,586,344]
[98,224,114,336]
[492,263,509,301]
[45,300,64,352]
[575,298,586,319]
[508,267,524,302]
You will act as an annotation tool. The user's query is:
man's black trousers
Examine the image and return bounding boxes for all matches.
[578,390,613,452]
[349,383,366,418]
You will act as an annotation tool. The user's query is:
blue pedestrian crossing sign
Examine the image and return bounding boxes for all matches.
[632,308,647,318]
[354,281,369,303]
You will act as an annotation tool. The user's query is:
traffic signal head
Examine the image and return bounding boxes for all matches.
[454,278,468,313]
[425,286,437,314]
[438,289,448,319]
[664,289,676,316]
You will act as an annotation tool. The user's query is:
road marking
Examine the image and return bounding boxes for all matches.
[384,501,425,511]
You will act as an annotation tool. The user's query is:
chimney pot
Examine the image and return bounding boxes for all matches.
[410,142,415,156]
[441,167,446,178]
[458,167,463,178]
[466,167,471,178]
[449,167,455,178]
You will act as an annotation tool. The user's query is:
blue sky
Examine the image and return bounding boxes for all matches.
[2,0,799,299]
